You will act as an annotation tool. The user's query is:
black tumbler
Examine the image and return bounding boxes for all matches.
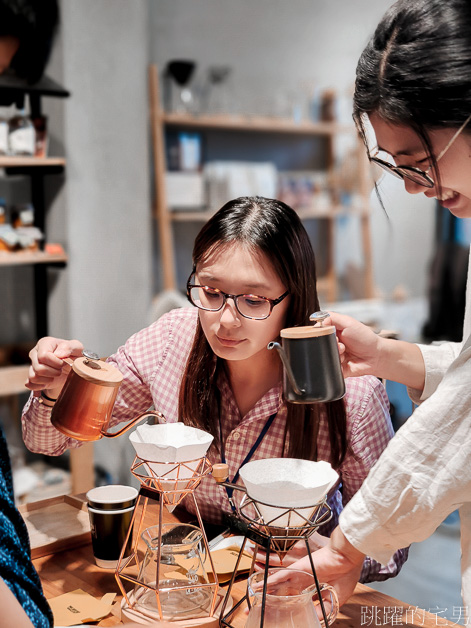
[86,485,138,569]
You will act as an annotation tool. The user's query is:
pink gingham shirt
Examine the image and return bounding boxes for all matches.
[22,307,407,582]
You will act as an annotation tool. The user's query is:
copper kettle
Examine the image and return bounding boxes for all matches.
[51,351,162,441]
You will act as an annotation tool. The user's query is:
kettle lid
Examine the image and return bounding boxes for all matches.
[72,356,123,386]
[280,325,336,339]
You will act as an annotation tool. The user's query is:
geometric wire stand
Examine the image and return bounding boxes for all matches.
[217,488,333,628]
[115,455,222,625]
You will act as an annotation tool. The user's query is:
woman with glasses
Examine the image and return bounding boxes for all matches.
[289,0,471,614]
[22,196,406,583]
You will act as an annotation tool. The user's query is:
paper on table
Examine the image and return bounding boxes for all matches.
[49,589,115,626]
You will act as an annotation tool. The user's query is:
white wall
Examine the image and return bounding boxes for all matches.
[149,0,436,299]
[46,0,152,356]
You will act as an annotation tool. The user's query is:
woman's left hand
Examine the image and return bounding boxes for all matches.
[249,532,329,569]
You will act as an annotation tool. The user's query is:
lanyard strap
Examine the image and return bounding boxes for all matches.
[218,411,277,511]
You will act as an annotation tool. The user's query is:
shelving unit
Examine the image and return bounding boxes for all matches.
[0,365,30,397]
[0,75,69,399]
[149,64,374,303]
[0,250,68,266]
[0,156,66,168]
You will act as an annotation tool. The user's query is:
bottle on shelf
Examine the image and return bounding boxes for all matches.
[8,102,36,156]
[0,108,8,155]
[0,197,6,224]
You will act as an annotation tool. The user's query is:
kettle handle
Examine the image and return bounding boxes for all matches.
[267,341,306,396]
[100,410,166,439]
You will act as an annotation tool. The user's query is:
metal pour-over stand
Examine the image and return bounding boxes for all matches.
[212,463,333,628]
[115,454,225,626]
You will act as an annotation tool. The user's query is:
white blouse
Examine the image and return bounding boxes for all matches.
[340,246,471,615]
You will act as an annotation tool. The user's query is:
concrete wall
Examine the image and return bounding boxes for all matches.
[46,0,152,356]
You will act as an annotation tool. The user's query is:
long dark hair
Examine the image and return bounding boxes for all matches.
[178,196,348,468]
[354,0,471,192]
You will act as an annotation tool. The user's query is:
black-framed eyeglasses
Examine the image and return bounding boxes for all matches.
[370,113,471,188]
[186,273,289,320]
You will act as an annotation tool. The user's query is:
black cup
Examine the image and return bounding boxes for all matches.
[86,485,138,569]
[270,325,345,404]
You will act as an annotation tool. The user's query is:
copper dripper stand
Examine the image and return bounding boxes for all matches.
[115,455,223,626]
[212,463,333,628]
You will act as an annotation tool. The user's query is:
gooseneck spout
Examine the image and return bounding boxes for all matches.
[267,341,306,396]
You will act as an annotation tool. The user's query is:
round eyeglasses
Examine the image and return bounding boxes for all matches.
[370,113,471,189]
[187,277,289,321]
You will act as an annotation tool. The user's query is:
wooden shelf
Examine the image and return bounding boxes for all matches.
[162,111,354,136]
[170,204,369,222]
[149,64,374,301]
[0,250,68,266]
[0,364,29,397]
[0,156,66,168]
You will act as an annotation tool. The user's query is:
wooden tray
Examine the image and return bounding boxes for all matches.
[19,494,91,559]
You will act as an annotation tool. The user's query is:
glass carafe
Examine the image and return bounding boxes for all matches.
[135,523,213,621]
[245,568,339,628]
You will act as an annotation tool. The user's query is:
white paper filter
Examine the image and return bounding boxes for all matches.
[239,458,338,527]
[129,423,213,493]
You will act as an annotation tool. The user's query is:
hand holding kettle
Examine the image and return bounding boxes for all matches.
[26,335,163,442]
[326,312,426,390]
[26,336,85,398]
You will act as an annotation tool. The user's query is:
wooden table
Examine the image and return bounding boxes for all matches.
[32,499,453,627]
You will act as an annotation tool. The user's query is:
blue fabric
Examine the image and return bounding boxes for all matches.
[0,428,53,627]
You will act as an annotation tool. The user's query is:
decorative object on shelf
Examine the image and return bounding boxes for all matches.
[165,171,205,211]
[164,60,197,115]
[204,66,234,115]
[8,104,35,156]
[12,202,34,227]
[277,170,333,214]
[0,222,43,252]
[0,111,8,155]
[203,161,278,213]
[117,422,224,626]
[320,88,337,123]
[211,458,339,628]
[32,115,48,158]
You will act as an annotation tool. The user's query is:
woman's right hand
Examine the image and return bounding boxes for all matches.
[327,311,383,378]
[26,337,84,398]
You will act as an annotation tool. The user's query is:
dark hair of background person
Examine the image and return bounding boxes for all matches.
[354,0,471,341]
[0,0,59,83]
[353,0,471,197]
[178,196,348,468]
